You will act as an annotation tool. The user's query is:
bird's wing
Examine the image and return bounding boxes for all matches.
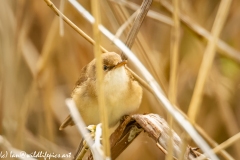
[59,65,89,130]
[75,65,88,86]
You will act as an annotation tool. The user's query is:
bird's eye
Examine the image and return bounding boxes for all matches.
[103,65,108,71]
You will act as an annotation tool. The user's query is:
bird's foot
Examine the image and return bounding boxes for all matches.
[75,124,102,160]
[90,124,102,149]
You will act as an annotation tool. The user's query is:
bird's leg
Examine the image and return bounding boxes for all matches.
[74,125,95,160]
[73,138,88,160]
[75,140,89,160]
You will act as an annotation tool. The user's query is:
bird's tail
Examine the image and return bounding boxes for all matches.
[59,115,74,130]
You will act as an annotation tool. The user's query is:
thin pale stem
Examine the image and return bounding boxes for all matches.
[213,132,240,154]
[59,0,65,36]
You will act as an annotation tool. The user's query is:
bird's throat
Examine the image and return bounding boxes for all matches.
[104,66,129,96]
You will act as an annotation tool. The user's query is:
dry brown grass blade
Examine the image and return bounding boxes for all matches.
[0,73,2,134]
[213,132,240,155]
[195,125,234,160]
[36,16,59,76]
[158,0,240,63]
[197,130,240,160]
[59,0,65,36]
[172,105,235,159]
[118,0,240,63]
[113,10,138,40]
[211,68,240,157]
[112,0,173,25]
[21,39,39,77]
[187,0,232,122]
[15,82,36,149]
[0,0,19,143]
[32,12,59,143]
[168,0,180,105]
[42,0,108,55]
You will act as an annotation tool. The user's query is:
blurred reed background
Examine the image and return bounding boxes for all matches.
[0,0,240,159]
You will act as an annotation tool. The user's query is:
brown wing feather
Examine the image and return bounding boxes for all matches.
[75,65,88,86]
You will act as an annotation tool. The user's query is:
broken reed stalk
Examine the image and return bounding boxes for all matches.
[109,114,207,160]
[88,114,209,160]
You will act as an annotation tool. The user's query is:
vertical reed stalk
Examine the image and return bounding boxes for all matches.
[167,0,180,159]
[91,0,111,158]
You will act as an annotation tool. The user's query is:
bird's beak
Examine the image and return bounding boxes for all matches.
[114,60,127,69]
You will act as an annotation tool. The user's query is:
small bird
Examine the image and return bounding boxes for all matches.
[59,52,142,130]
